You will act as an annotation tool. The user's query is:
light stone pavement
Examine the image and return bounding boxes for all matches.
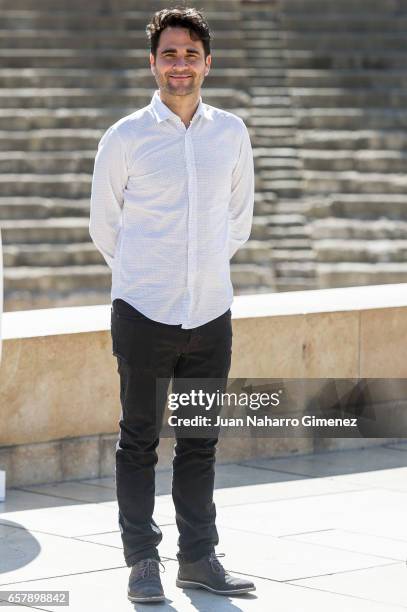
[1,444,407,611]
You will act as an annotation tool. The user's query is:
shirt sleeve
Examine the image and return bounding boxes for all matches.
[228,121,255,260]
[89,127,128,269]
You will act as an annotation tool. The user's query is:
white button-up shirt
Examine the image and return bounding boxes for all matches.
[89,89,254,329]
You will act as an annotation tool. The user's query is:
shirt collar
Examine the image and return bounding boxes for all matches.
[150,89,211,125]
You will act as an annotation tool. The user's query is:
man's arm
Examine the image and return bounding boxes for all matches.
[89,127,128,269]
[228,121,255,260]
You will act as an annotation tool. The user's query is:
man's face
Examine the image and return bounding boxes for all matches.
[150,26,211,97]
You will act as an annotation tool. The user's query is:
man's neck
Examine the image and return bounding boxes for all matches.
[159,90,200,128]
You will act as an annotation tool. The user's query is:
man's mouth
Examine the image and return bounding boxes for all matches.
[169,75,192,80]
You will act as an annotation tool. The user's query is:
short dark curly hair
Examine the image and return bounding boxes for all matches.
[146,5,211,59]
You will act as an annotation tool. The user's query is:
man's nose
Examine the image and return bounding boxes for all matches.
[172,57,189,68]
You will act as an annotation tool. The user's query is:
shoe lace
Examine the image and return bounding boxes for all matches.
[208,552,229,575]
[134,559,165,579]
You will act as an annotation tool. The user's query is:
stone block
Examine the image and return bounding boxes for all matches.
[61,435,100,481]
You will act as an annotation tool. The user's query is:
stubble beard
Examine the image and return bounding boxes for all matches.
[157,72,204,97]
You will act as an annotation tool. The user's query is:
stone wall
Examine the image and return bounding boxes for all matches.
[0,285,405,487]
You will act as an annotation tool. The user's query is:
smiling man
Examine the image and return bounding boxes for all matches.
[89,6,255,603]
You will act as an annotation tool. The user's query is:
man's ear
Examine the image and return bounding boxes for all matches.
[205,54,212,76]
[150,52,156,74]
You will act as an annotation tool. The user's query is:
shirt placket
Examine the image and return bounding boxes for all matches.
[183,124,198,328]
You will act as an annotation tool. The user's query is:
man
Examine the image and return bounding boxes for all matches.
[89,6,255,603]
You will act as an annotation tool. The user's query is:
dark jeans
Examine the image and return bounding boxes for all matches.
[111,298,233,567]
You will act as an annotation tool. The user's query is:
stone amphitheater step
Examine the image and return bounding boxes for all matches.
[4,234,271,267]
[281,14,407,33]
[250,109,294,118]
[298,130,407,150]
[1,218,90,244]
[316,262,407,288]
[249,116,297,128]
[250,217,272,241]
[0,197,89,219]
[0,50,244,70]
[0,48,279,69]
[240,19,279,29]
[301,150,407,173]
[2,262,276,294]
[0,174,91,197]
[251,95,293,109]
[232,240,272,264]
[303,171,407,194]
[269,199,307,215]
[283,50,407,70]
[306,194,407,220]
[255,190,279,205]
[239,38,282,53]
[274,261,315,278]
[0,151,95,173]
[4,280,278,311]
[4,269,274,311]
[274,277,316,291]
[287,88,407,108]
[0,107,249,131]
[0,87,250,108]
[229,264,275,288]
[270,238,312,250]
[0,10,241,31]
[314,239,407,263]
[311,218,407,240]
[233,286,275,296]
[268,213,306,227]
[296,108,407,130]
[0,66,254,88]
[285,69,407,88]
[280,0,404,13]
[259,179,303,197]
[249,86,290,98]
[270,225,311,240]
[280,33,407,52]
[2,242,103,266]
[0,30,242,50]
[3,288,112,311]
[271,249,316,262]
[251,86,407,109]
[251,132,297,148]
[245,40,283,51]
[4,0,241,6]
[4,264,110,292]
[253,200,274,215]
[0,0,240,8]
[256,156,302,170]
[243,43,280,57]
[260,169,302,182]
[0,131,101,151]
[254,145,299,158]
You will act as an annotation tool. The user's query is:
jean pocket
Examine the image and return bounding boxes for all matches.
[111,309,157,368]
